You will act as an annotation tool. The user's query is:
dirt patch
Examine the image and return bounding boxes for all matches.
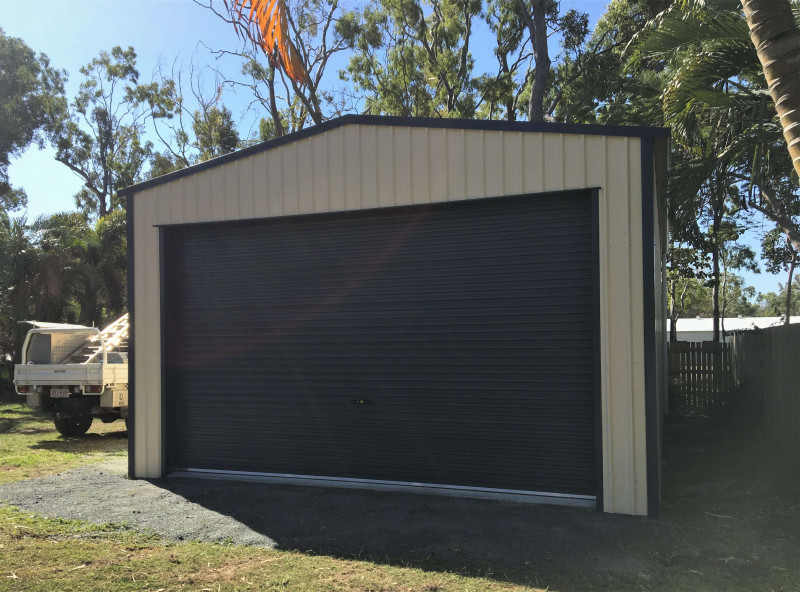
[0,410,797,591]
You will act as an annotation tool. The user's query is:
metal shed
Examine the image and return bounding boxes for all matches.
[122,115,669,517]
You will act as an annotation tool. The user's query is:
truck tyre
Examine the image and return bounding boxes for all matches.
[53,412,93,437]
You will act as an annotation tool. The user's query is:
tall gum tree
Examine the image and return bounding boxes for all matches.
[53,47,171,218]
[0,29,66,212]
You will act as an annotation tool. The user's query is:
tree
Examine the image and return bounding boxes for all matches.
[0,210,128,380]
[719,242,759,331]
[761,227,798,323]
[741,0,800,180]
[53,47,168,217]
[339,0,480,118]
[758,276,800,318]
[27,213,99,323]
[223,0,306,83]
[148,63,241,177]
[667,240,708,341]
[477,0,589,122]
[518,0,550,122]
[0,29,66,212]
[200,0,350,137]
[718,272,758,320]
[0,213,35,382]
[632,0,800,255]
[630,0,800,336]
[547,0,666,126]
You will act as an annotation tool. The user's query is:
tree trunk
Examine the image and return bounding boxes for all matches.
[518,0,550,122]
[786,248,797,324]
[741,0,800,178]
[712,245,720,343]
[669,281,678,342]
[711,193,722,343]
[267,63,285,138]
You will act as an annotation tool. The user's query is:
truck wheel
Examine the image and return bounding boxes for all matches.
[53,413,93,437]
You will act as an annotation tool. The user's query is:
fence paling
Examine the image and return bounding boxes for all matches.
[668,341,732,411]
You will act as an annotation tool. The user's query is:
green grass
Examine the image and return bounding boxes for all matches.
[0,506,535,591]
[1,400,798,591]
[0,403,127,484]
[0,401,536,591]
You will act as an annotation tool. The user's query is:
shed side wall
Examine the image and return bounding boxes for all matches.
[132,125,648,515]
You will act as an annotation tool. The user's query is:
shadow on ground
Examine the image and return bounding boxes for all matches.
[31,430,128,452]
[0,405,46,434]
[149,409,799,591]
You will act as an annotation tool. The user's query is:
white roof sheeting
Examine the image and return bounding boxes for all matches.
[18,321,92,329]
[668,316,800,333]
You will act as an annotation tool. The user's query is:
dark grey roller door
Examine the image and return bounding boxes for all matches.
[163,192,599,497]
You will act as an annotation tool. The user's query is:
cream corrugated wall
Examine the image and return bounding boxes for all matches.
[132,125,648,515]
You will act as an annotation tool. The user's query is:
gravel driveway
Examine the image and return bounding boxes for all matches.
[2,415,797,592]
[0,458,667,584]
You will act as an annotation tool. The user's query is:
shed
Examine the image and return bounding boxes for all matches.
[122,115,669,517]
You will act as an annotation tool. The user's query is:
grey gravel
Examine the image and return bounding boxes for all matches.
[2,415,796,591]
[0,458,664,580]
[0,459,276,547]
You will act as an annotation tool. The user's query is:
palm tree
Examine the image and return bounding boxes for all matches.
[224,0,306,83]
[630,0,800,253]
[0,215,36,373]
[741,0,800,180]
[28,213,98,324]
[90,210,127,325]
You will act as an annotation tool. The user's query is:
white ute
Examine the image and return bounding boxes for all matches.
[14,314,129,436]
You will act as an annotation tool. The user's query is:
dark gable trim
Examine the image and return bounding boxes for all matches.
[641,137,660,519]
[119,114,670,198]
[126,193,136,479]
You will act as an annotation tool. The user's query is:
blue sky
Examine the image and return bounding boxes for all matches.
[5,0,245,219]
[2,0,785,296]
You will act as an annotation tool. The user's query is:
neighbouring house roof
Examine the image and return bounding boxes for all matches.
[668,316,800,333]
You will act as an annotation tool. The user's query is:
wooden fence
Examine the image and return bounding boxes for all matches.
[668,341,732,412]
[730,324,800,465]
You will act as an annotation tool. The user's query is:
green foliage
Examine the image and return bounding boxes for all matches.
[757,277,800,317]
[53,47,171,217]
[338,0,481,117]
[258,114,288,142]
[193,105,240,161]
[719,271,758,318]
[630,0,800,252]
[543,0,664,125]
[760,228,795,275]
[0,212,127,380]
[0,28,66,212]
[672,273,758,319]
[149,105,240,177]
[147,65,241,177]
[477,0,590,121]
[758,228,798,317]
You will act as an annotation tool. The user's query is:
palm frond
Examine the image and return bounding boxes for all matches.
[663,44,767,148]
[224,0,307,84]
[628,2,749,63]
